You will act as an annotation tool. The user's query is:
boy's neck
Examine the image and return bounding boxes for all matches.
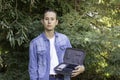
[45,30,55,39]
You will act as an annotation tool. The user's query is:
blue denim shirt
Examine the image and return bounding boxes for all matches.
[29,32,72,80]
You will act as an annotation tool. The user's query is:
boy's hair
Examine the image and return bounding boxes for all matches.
[42,8,57,19]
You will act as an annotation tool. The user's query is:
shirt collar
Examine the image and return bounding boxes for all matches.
[42,31,58,41]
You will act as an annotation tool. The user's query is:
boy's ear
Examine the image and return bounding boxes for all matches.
[56,20,58,25]
[41,19,43,24]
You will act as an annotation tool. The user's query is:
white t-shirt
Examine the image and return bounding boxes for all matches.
[49,36,59,75]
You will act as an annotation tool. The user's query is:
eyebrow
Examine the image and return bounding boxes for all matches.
[44,16,56,19]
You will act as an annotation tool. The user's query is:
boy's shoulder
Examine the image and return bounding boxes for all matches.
[30,33,43,44]
[56,32,68,38]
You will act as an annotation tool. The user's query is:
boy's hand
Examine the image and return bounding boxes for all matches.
[71,65,85,77]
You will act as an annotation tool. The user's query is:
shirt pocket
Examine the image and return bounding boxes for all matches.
[59,45,68,61]
[60,45,67,50]
[36,46,46,66]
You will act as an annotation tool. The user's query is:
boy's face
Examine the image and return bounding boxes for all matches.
[42,12,58,31]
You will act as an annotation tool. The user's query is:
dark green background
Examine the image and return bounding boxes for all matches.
[0,0,120,80]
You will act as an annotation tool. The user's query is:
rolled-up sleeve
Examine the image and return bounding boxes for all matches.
[29,41,38,80]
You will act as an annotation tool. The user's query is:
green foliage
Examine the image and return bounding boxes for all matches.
[0,0,120,80]
[57,10,120,80]
[0,51,29,80]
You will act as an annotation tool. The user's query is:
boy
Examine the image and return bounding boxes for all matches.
[29,9,85,80]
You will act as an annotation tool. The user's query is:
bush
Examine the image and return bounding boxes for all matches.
[57,11,120,80]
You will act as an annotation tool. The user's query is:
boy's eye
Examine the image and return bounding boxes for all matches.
[44,17,55,21]
[45,18,49,20]
[51,18,54,20]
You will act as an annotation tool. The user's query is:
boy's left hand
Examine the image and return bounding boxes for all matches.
[71,65,85,77]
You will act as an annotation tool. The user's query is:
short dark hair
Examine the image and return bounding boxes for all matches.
[42,8,57,19]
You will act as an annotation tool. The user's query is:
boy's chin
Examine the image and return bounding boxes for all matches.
[45,28,54,31]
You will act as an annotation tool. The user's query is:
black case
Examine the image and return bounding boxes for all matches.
[54,48,86,75]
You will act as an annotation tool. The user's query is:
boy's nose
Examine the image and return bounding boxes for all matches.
[48,20,51,24]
